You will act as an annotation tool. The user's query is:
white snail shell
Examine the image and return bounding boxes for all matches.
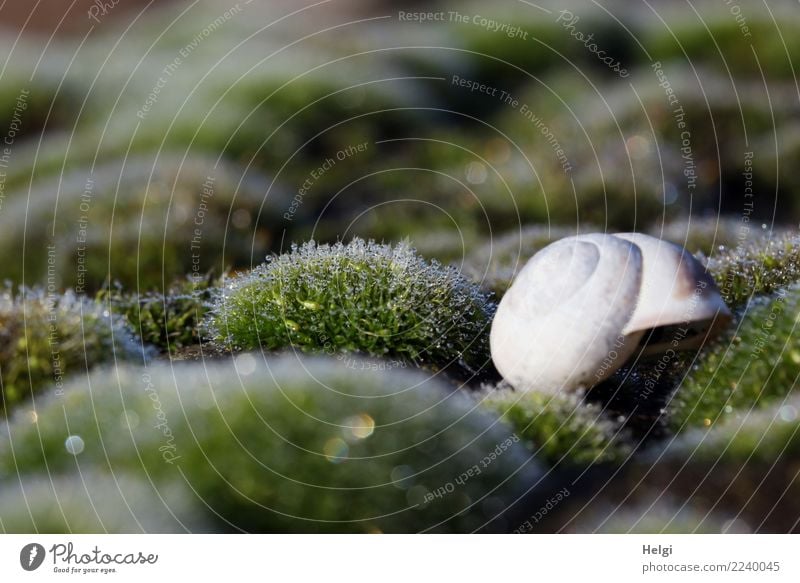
[489,233,731,394]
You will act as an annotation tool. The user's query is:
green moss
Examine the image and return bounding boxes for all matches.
[651,217,768,257]
[706,232,800,309]
[668,284,800,432]
[97,274,218,353]
[643,6,800,79]
[570,395,800,534]
[0,470,203,533]
[208,239,496,379]
[1,355,542,533]
[666,393,800,464]
[0,155,285,291]
[481,388,632,466]
[0,289,143,411]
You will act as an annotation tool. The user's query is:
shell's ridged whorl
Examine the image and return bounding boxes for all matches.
[490,233,731,394]
[490,234,644,393]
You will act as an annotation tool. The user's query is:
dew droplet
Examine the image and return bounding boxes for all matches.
[323,438,349,463]
[342,414,375,441]
[65,435,85,456]
[234,353,257,376]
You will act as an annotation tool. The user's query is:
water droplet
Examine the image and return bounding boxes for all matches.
[779,405,797,422]
[465,161,487,185]
[234,353,257,376]
[65,435,85,455]
[323,438,349,463]
[391,465,414,489]
[342,414,375,441]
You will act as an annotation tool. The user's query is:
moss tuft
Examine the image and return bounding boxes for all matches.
[2,355,543,533]
[481,387,632,466]
[706,232,800,309]
[0,289,144,410]
[97,275,218,353]
[668,284,800,432]
[208,239,496,379]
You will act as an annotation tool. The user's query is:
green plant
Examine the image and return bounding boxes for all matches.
[208,239,497,379]
[97,274,218,353]
[1,354,543,533]
[0,289,144,411]
[668,284,800,432]
[706,233,800,309]
[569,395,800,534]
[0,155,286,291]
[481,387,632,465]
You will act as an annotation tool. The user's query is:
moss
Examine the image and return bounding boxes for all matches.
[562,395,800,534]
[651,216,771,257]
[481,387,632,466]
[666,393,800,465]
[0,155,285,291]
[668,284,800,432]
[208,239,496,379]
[1,355,543,533]
[0,289,144,411]
[706,232,800,309]
[97,274,218,353]
[0,470,203,533]
[643,5,800,80]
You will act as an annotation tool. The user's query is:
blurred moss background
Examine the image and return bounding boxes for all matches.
[1,0,800,533]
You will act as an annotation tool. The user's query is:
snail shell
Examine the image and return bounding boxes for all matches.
[490,233,731,393]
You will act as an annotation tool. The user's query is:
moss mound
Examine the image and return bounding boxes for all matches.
[481,388,632,466]
[668,285,800,432]
[0,471,203,533]
[1,354,544,533]
[98,275,218,353]
[0,289,143,411]
[208,239,496,379]
[0,155,286,291]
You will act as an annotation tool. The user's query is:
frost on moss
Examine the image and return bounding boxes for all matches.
[208,239,497,379]
[0,471,203,533]
[481,388,632,466]
[97,275,218,353]
[0,289,143,410]
[706,232,800,309]
[667,285,800,432]
[2,355,543,533]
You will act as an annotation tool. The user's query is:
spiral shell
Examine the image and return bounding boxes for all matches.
[490,233,731,393]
